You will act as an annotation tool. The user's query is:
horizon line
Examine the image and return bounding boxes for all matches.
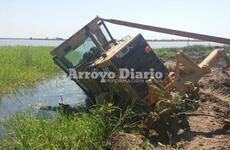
[0,37,205,42]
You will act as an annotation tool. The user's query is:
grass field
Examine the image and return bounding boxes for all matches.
[0,103,134,149]
[154,45,230,57]
[0,46,60,94]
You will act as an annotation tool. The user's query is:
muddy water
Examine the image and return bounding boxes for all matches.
[0,75,87,118]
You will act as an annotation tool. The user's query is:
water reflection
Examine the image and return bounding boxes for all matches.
[0,75,87,118]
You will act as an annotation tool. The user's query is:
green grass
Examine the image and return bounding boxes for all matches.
[224,45,230,52]
[0,46,60,94]
[154,47,177,57]
[0,103,134,149]
[154,45,230,57]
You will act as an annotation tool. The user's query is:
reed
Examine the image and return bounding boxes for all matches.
[0,46,60,94]
[0,103,134,149]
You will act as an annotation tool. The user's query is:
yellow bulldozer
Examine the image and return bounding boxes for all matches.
[50,17,229,108]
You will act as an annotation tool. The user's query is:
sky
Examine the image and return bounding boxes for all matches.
[0,0,230,40]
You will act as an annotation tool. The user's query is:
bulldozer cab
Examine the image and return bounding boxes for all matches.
[51,17,168,104]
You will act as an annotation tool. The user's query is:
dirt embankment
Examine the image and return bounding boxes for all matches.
[107,56,230,150]
[177,67,230,150]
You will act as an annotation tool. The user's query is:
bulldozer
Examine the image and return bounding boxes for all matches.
[50,16,229,108]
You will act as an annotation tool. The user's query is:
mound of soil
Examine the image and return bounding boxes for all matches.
[199,68,230,96]
[107,56,230,150]
[177,67,230,150]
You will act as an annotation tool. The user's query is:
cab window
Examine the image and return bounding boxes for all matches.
[64,37,97,66]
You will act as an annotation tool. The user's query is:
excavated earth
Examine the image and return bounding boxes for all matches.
[176,67,230,150]
[107,56,230,150]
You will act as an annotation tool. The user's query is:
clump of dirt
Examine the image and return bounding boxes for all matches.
[106,132,159,150]
[199,68,230,96]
